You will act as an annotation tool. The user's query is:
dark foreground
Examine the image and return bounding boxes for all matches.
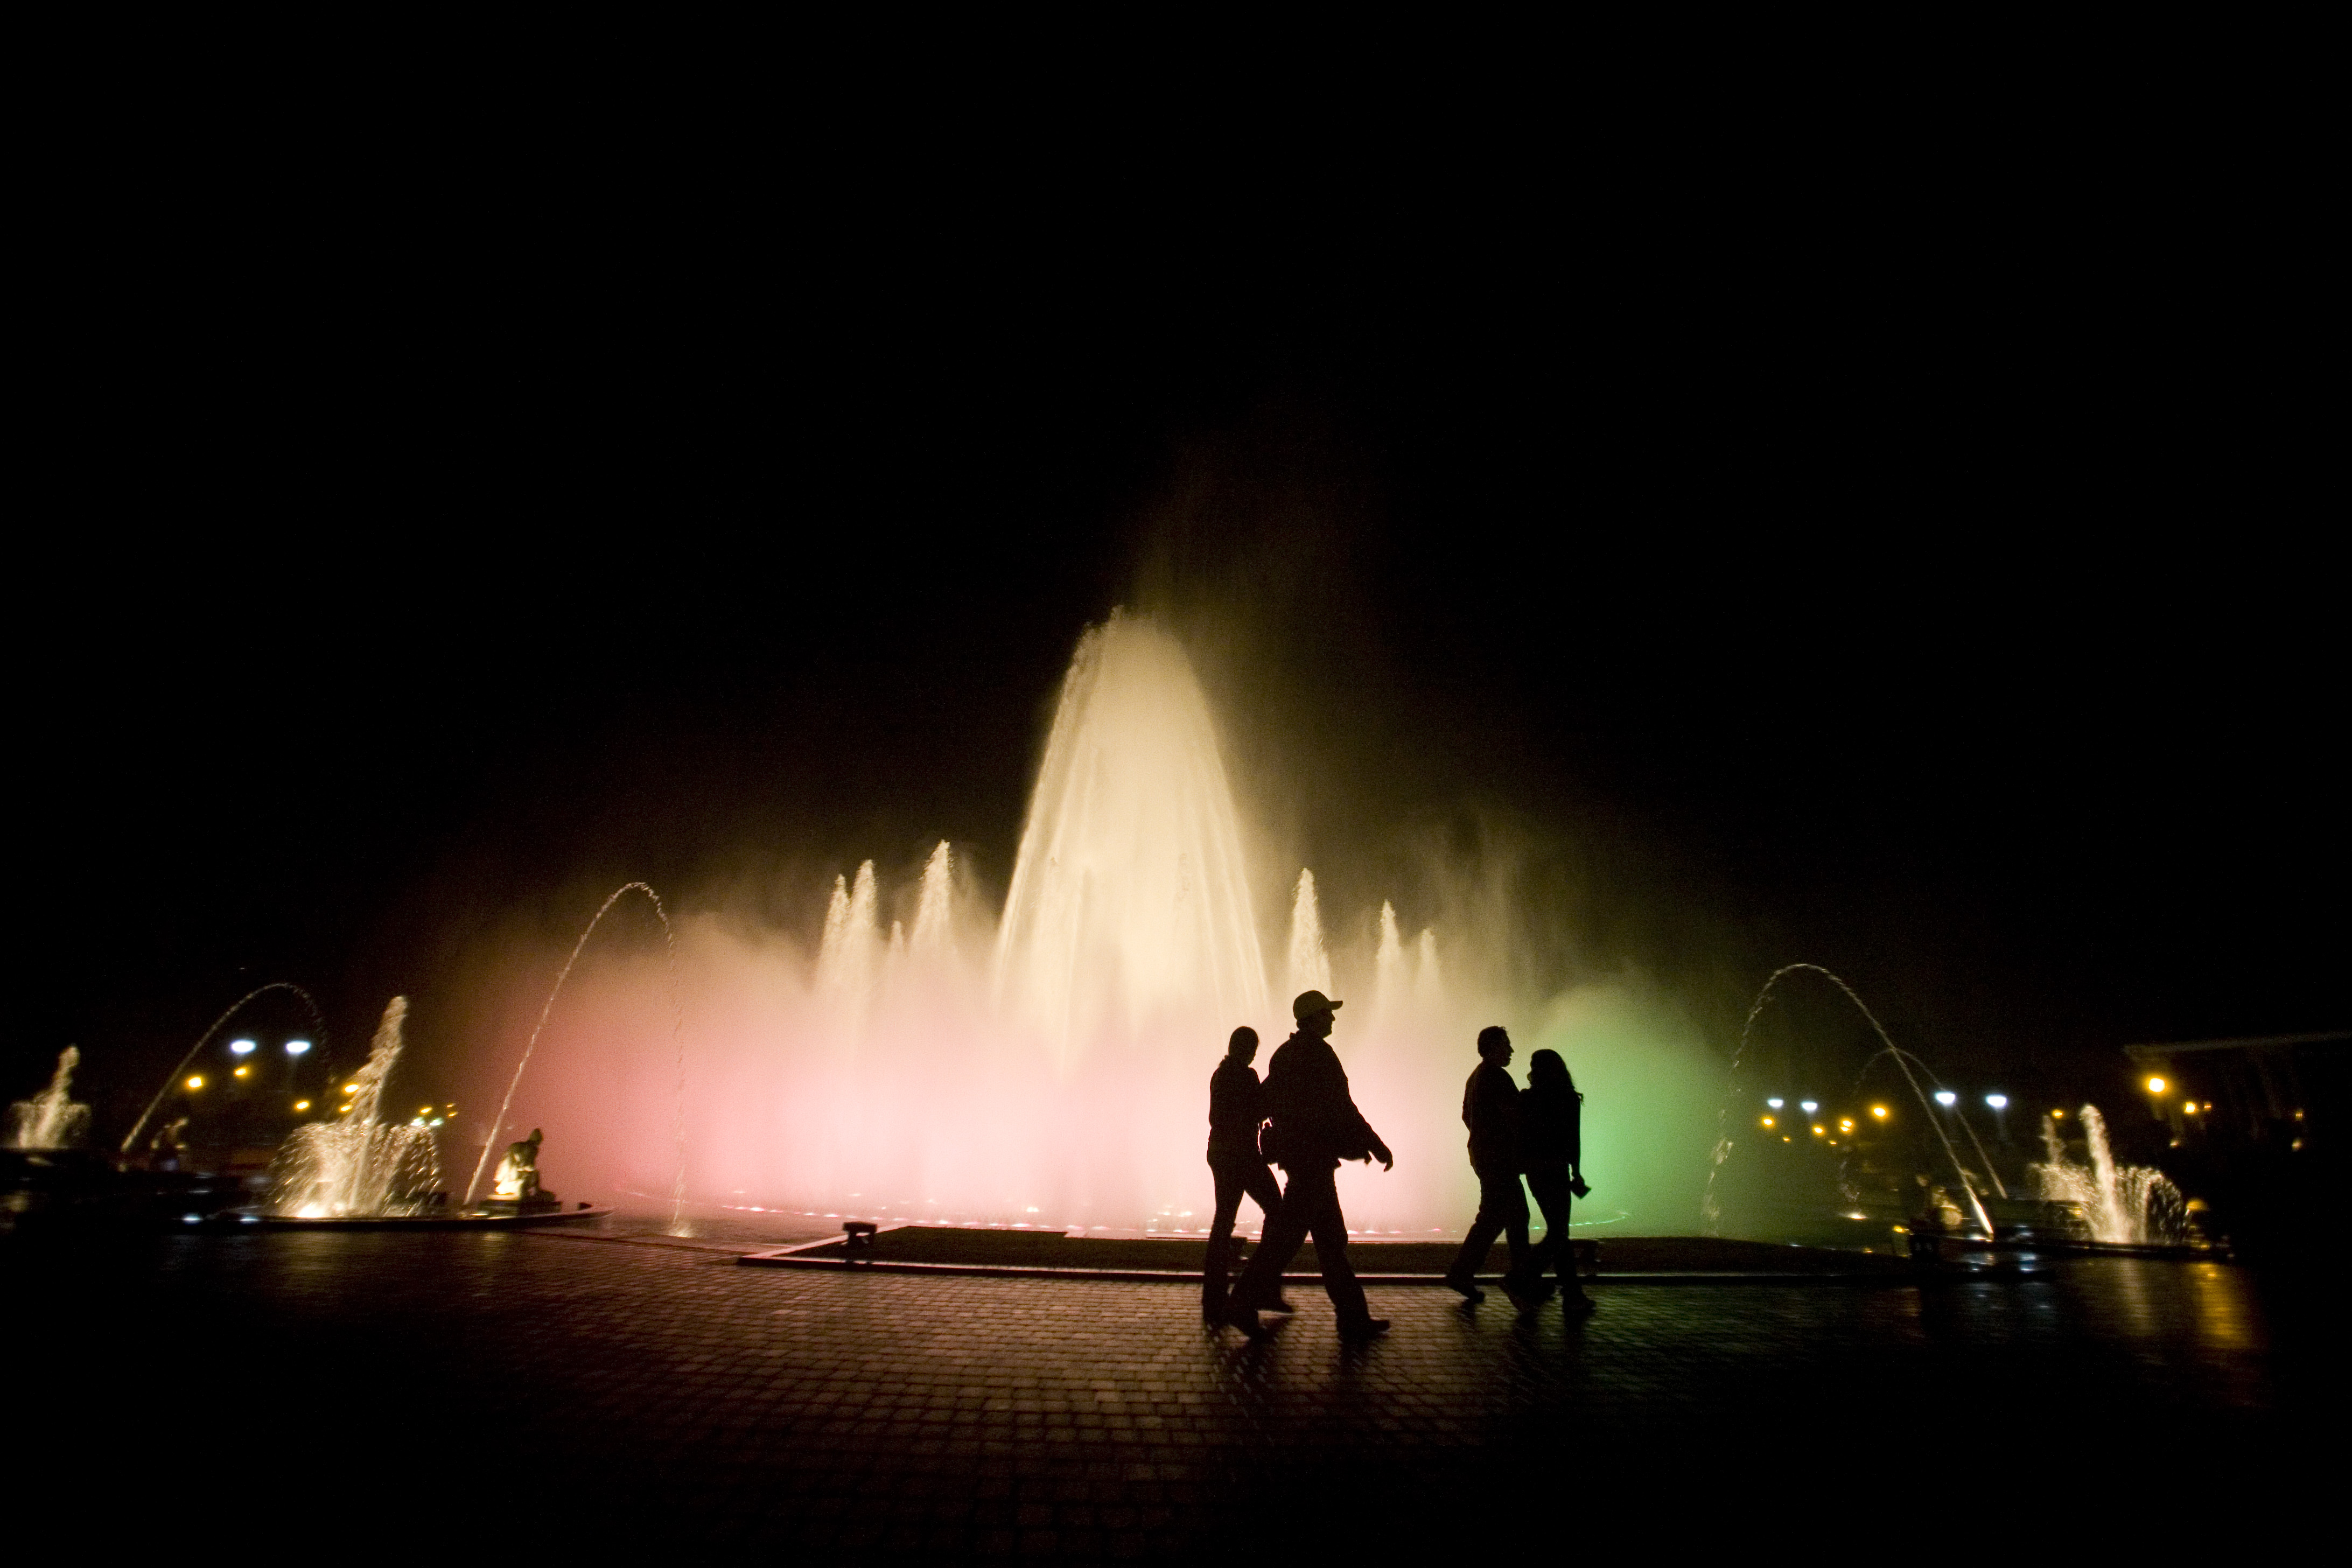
[9,1223,2332,1555]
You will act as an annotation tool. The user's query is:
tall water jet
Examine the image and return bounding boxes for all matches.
[1286,869,1332,998]
[272,998,440,1216]
[464,881,687,1228]
[2030,1105,2185,1245]
[9,1047,91,1149]
[995,610,1268,1052]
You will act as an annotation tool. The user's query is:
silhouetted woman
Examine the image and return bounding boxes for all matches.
[1516,1049,1593,1311]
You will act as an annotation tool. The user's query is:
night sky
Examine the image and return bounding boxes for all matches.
[14,138,2337,1138]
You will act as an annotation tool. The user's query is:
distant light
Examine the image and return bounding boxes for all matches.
[186,1075,205,1091]
[293,1100,311,1112]
[2051,1108,2066,1119]
[181,1213,201,1225]
[233,1065,249,1079]
[1838,1118,1854,1131]
[1766,1098,1784,1110]
[2145,1076,2167,1095]
[337,1104,353,1115]
[342,1084,359,1096]
[1934,1090,1958,1108]
[1811,1125,1826,1136]
[1984,1094,2008,1110]
[239,1214,260,1224]
[1761,1116,1775,1128]
[2181,1102,2197,1116]
[229,1039,257,1055]
[285,1039,312,1056]
[429,1118,444,1128]
[1871,1105,1888,1119]
[1800,1101,1819,1114]
[1026,1206,1040,1214]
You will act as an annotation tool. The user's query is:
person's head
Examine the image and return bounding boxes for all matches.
[1528,1048,1574,1097]
[1291,990,1342,1040]
[1476,1025,1513,1066]
[1227,1025,1259,1065]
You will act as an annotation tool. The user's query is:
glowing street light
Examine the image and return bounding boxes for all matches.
[285,1039,311,1056]
[2145,1076,2167,1096]
[185,1075,205,1091]
[1761,1116,1776,1128]
[1800,1101,1819,1115]
[1766,1098,1784,1110]
[233,1065,249,1079]
[229,1039,256,1055]
[1870,1105,1888,1119]
[1933,1090,1957,1108]
[1984,1094,2008,1109]
[292,1100,311,1112]
[1984,1093,2010,1142]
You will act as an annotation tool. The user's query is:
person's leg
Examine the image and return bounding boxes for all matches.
[1524,1164,1567,1280]
[1297,1166,1370,1329]
[1501,1175,1532,1282]
[1228,1166,1312,1313]
[1202,1156,1247,1319]
[1446,1174,1503,1286]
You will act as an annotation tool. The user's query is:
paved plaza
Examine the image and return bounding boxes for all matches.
[10,1221,2330,1554]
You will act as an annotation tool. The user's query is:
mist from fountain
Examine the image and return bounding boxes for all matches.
[9,1046,92,1149]
[2029,1104,2185,1245]
[272,998,441,1217]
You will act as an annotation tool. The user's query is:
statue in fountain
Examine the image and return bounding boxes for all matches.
[491,1128,556,1207]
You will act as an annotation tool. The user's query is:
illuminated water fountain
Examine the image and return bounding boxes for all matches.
[9,1047,92,1149]
[2029,1104,2185,1245]
[491,608,1727,1234]
[271,998,441,1217]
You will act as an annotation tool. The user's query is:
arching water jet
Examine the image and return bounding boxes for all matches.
[464,881,688,1229]
[1703,963,1993,1238]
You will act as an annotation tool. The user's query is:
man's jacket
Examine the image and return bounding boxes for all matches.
[1462,1059,1521,1175]
[1261,1032,1380,1170]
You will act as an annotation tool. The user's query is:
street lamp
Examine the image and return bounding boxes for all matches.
[284,1039,311,1056]
[229,1039,256,1056]
[1800,1100,1819,1115]
[1933,1090,1957,1108]
[1984,1093,2010,1142]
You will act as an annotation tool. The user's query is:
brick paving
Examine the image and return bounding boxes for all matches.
[8,1225,2330,1553]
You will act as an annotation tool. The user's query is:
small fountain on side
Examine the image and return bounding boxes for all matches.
[9,1047,92,1149]
[271,998,441,1218]
[2028,1104,2186,1246]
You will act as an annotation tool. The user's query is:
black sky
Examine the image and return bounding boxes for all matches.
[12,108,2340,1131]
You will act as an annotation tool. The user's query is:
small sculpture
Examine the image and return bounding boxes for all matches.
[491,1128,554,1205]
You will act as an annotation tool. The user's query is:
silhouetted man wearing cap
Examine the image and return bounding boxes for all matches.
[1219,990,1394,1342]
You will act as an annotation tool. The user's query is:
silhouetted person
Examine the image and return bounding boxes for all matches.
[1221,991,1394,1342]
[1202,1026,1287,1323]
[1445,1025,1534,1306]
[1517,1048,1592,1311]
